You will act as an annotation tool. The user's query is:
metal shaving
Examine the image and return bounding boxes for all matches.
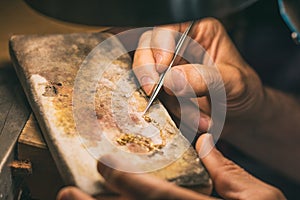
[116,130,166,152]
[143,115,152,123]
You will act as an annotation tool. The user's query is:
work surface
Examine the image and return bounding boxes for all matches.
[9,31,212,196]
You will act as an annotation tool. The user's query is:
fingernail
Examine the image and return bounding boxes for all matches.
[140,76,155,94]
[171,69,186,92]
[198,134,214,158]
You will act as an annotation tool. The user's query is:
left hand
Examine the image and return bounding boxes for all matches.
[56,134,285,200]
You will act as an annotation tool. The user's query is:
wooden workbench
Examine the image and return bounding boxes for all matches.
[0,1,107,199]
[18,114,64,200]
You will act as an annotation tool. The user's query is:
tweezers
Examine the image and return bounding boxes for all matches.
[143,21,195,114]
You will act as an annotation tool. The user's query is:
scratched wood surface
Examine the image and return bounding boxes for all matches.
[9,32,212,196]
[0,62,31,200]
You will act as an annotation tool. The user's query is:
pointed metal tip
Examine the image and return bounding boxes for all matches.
[143,103,151,116]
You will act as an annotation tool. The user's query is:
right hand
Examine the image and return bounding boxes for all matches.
[132,18,265,134]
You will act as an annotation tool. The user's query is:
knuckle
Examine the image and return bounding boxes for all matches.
[201,18,224,32]
[195,18,226,49]
[213,159,245,185]
[227,67,246,98]
[196,65,219,94]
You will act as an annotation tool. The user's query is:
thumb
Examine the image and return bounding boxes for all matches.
[195,134,285,200]
[196,134,250,196]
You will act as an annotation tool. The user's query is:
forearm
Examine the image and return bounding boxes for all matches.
[222,87,300,183]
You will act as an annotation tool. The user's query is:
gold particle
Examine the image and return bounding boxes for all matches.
[116,131,166,152]
[143,115,152,123]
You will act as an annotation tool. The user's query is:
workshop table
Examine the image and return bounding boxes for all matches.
[17,114,64,200]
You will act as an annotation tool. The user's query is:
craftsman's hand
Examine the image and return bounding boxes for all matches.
[132,18,265,133]
[56,134,285,200]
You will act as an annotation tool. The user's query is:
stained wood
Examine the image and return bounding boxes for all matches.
[10,32,212,195]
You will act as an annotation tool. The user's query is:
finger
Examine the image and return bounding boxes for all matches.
[163,63,244,98]
[56,186,96,200]
[133,30,159,95]
[192,18,246,66]
[151,25,179,73]
[192,97,211,116]
[57,187,127,200]
[97,155,213,200]
[195,134,284,200]
[196,134,251,199]
[159,92,211,133]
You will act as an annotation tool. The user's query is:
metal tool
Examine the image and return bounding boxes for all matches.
[143,21,195,114]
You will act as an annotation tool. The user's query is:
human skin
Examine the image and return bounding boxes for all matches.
[57,134,286,200]
[132,18,300,183]
[56,18,295,200]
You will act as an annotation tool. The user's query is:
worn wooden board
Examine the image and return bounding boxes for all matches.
[9,32,212,196]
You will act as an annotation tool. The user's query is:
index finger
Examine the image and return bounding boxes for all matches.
[132,30,159,95]
[133,24,181,95]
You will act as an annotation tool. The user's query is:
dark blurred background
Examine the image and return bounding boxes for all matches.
[0,0,107,70]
